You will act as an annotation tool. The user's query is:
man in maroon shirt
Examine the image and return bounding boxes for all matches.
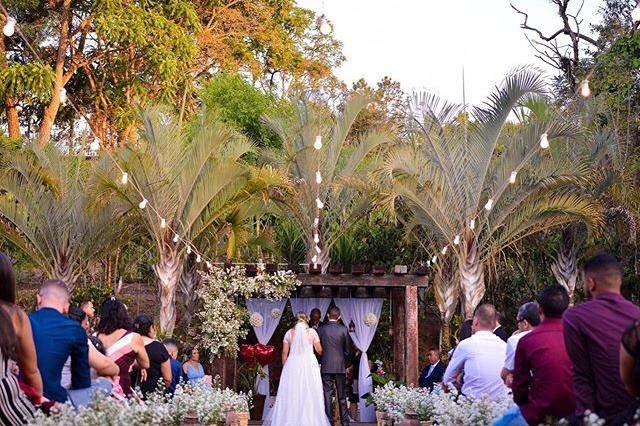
[494,285,575,426]
[563,253,640,423]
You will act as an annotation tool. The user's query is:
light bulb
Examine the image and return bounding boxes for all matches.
[539,133,550,149]
[196,254,201,263]
[160,218,167,228]
[90,138,100,152]
[313,217,320,227]
[206,261,212,269]
[509,170,518,184]
[313,135,323,150]
[3,17,16,37]
[441,246,448,255]
[469,218,475,230]
[632,4,640,23]
[485,198,494,211]
[173,233,179,243]
[431,255,437,264]
[314,233,320,243]
[315,170,322,184]
[453,234,460,245]
[138,198,148,209]
[312,255,318,263]
[316,14,332,35]
[427,260,431,267]
[316,198,324,209]
[59,88,67,105]
[121,172,128,185]
[579,79,591,98]
[186,245,192,254]
[315,245,322,254]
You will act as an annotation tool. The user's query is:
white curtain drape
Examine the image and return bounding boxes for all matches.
[289,298,332,320]
[334,298,383,423]
[245,298,287,397]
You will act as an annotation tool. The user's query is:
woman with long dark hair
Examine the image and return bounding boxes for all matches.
[96,297,149,396]
[0,253,42,402]
[131,314,171,397]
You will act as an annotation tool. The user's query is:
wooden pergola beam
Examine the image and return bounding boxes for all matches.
[296,273,429,288]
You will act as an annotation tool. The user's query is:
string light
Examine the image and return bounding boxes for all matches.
[59,88,68,105]
[469,218,475,230]
[206,260,212,269]
[312,254,318,264]
[316,197,324,209]
[426,260,431,267]
[539,133,550,149]
[3,16,16,37]
[441,246,448,255]
[121,172,128,185]
[509,170,518,184]
[196,254,201,263]
[313,217,319,227]
[138,198,148,209]
[313,233,320,243]
[160,218,167,228]
[315,245,322,254]
[484,198,494,211]
[431,255,437,264]
[315,170,322,184]
[186,245,192,255]
[632,4,640,23]
[173,233,179,243]
[316,14,332,35]
[313,135,323,150]
[453,234,460,245]
[579,79,591,98]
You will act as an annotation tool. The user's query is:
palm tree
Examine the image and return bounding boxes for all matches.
[0,143,125,287]
[263,94,391,270]
[380,69,602,318]
[94,106,285,335]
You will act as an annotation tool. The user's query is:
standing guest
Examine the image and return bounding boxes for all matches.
[494,285,575,426]
[501,302,540,386]
[0,307,35,425]
[131,314,171,396]
[163,338,183,395]
[182,347,205,385]
[96,297,149,396]
[442,304,508,401]
[493,312,508,342]
[29,280,91,403]
[563,253,640,422]
[419,348,444,391]
[0,253,42,402]
[310,308,322,330]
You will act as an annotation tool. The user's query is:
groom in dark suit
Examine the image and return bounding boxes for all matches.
[318,306,352,426]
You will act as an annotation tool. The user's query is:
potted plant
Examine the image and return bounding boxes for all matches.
[372,263,386,275]
[237,360,266,421]
[328,262,342,274]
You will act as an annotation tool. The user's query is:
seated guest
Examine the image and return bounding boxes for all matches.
[131,314,171,397]
[494,285,575,426]
[0,307,35,425]
[501,302,540,386]
[96,298,149,396]
[493,311,508,342]
[0,253,42,402]
[563,253,640,423]
[163,338,184,395]
[419,348,444,391]
[442,304,508,400]
[182,346,205,385]
[29,280,91,403]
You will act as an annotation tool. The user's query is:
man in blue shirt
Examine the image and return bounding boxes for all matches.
[163,338,184,396]
[29,279,91,403]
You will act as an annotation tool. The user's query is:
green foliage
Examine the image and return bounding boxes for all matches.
[70,281,115,307]
[0,63,54,100]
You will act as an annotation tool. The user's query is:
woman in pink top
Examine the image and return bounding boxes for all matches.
[96,298,149,396]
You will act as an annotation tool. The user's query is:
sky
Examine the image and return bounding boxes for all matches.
[297,0,603,105]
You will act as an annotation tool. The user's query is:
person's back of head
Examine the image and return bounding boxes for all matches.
[133,314,154,338]
[163,338,179,358]
[96,297,132,335]
[0,305,17,359]
[537,285,569,319]
[473,304,497,332]
[0,253,16,305]
[459,319,473,341]
[328,306,340,321]
[582,253,623,298]
[518,301,541,328]
[37,279,70,313]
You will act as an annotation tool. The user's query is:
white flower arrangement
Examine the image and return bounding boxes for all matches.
[249,312,264,327]
[364,312,378,327]
[270,308,282,319]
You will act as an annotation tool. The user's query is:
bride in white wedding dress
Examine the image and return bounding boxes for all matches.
[264,312,331,426]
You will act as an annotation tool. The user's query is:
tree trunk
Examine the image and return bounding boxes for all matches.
[53,257,76,290]
[434,259,459,332]
[551,228,577,303]
[459,238,485,319]
[153,250,183,336]
[5,97,20,139]
[178,262,201,330]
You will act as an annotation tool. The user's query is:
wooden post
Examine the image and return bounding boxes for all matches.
[405,285,419,386]
[391,287,406,382]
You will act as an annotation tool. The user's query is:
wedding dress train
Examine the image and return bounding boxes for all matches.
[264,322,331,426]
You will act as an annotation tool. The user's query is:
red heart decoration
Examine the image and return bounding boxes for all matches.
[254,344,275,366]
[239,344,256,366]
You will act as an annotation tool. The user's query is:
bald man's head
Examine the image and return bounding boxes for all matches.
[37,279,70,313]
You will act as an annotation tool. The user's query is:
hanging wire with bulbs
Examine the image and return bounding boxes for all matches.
[311,134,324,269]
[315,0,332,35]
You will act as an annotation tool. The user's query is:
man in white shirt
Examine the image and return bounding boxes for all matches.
[442,304,508,401]
[500,302,540,386]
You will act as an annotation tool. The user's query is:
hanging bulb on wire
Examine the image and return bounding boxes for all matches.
[90,137,101,152]
[313,135,323,150]
[431,255,437,264]
[315,245,322,254]
[138,198,148,209]
[121,172,128,185]
[186,245,192,255]
[454,234,460,245]
[313,217,320,227]
[316,14,332,35]
[441,246,448,255]
[312,254,318,264]
[59,88,68,105]
[579,79,591,98]
[314,233,320,243]
[196,254,201,263]
[3,17,16,37]
[316,198,324,209]
[206,260,212,269]
[427,260,431,267]
[160,218,167,228]
[173,233,179,243]
[315,170,322,184]
[469,218,475,230]
[632,4,640,23]
[484,198,494,211]
[509,170,518,184]
[539,133,550,149]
